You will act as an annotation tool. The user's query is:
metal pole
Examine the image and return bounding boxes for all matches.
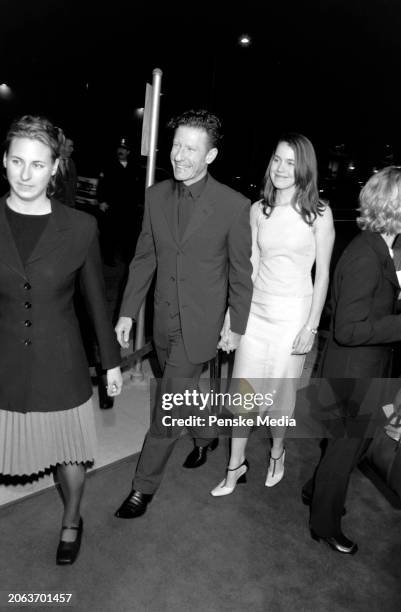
[145,68,163,188]
[131,68,163,381]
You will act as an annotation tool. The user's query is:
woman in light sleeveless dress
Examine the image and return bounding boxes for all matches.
[211,133,335,496]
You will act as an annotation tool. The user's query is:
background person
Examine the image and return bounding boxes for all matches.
[54,130,77,207]
[302,166,401,555]
[97,138,142,265]
[0,115,122,565]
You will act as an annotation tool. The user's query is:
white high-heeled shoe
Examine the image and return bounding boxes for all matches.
[210,459,249,497]
[265,448,285,487]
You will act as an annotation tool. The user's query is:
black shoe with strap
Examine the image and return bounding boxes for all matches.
[183,438,219,469]
[56,518,83,565]
[115,489,153,519]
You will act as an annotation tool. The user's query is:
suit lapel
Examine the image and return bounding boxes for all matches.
[0,196,28,279]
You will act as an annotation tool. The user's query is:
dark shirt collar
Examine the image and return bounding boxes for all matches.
[178,173,208,199]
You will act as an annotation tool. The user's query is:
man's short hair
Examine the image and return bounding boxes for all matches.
[168,109,222,149]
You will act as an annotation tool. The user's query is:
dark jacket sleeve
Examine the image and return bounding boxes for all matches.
[119,191,157,319]
[227,198,253,334]
[334,253,401,346]
[79,223,121,368]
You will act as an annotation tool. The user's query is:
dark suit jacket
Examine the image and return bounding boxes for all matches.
[120,174,253,364]
[319,230,401,378]
[314,230,401,434]
[0,196,120,413]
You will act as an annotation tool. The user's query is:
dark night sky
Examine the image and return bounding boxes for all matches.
[1,0,401,180]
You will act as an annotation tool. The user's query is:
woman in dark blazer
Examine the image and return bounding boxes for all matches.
[303,166,401,555]
[0,115,122,564]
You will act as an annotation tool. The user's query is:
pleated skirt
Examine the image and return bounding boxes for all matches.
[0,397,97,476]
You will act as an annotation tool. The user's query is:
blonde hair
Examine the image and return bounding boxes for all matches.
[357,166,401,234]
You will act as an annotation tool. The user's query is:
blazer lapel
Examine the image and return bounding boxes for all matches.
[26,200,71,265]
[364,231,399,289]
[0,196,28,279]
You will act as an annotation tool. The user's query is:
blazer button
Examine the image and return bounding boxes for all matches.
[24,320,32,327]
[24,302,32,309]
[23,339,32,346]
[24,282,31,290]
[170,276,176,281]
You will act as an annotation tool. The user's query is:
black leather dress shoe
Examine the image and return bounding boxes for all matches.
[311,529,358,555]
[56,518,83,565]
[115,489,153,519]
[183,438,219,469]
[301,490,347,516]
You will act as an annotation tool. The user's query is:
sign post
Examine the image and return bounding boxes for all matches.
[131,68,163,381]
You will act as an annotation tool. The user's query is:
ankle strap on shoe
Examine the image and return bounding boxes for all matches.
[227,459,247,471]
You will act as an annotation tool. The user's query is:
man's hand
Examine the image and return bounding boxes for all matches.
[115,316,132,348]
[99,201,109,212]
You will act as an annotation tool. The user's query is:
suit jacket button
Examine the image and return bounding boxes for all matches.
[24,282,31,290]
[170,276,176,281]
[24,302,32,309]
[24,339,32,346]
[24,320,32,327]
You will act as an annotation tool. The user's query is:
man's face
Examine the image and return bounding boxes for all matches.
[170,126,217,185]
[117,146,129,162]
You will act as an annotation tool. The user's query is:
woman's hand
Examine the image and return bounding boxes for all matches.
[106,366,123,396]
[217,309,231,352]
[291,325,316,355]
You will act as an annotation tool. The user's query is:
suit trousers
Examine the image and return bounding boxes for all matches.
[304,435,371,537]
[304,379,389,536]
[133,314,218,494]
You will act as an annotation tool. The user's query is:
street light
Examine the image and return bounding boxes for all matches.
[0,83,12,99]
[238,33,252,47]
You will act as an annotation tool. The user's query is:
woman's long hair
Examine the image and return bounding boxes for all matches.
[261,132,324,225]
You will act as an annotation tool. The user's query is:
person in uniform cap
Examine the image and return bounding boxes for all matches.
[97,137,142,265]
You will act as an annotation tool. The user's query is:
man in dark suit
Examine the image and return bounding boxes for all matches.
[303,166,401,554]
[114,109,253,518]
